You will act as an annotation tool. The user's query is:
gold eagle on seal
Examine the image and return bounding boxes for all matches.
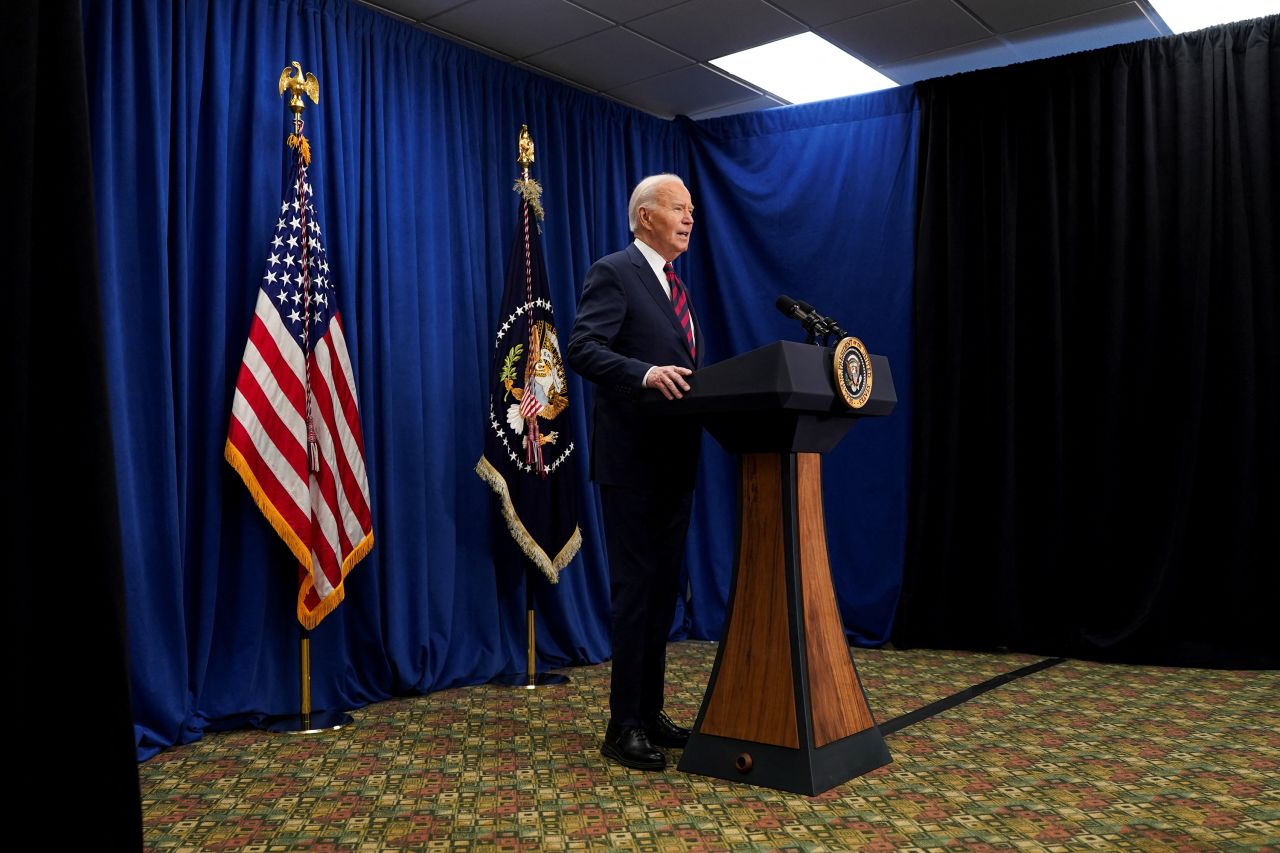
[503,320,568,446]
[833,336,873,409]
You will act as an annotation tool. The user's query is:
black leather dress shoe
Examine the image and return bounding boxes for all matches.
[601,724,665,770]
[642,710,690,748]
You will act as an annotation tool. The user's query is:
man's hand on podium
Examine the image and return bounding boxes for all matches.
[644,364,693,400]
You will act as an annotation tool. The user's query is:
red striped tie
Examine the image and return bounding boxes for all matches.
[664,262,696,360]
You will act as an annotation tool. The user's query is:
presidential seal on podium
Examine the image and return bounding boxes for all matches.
[833,336,873,410]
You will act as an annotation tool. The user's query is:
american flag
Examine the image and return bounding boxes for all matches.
[518,382,545,420]
[225,140,374,629]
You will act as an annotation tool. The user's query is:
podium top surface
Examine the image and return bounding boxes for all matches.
[643,340,896,419]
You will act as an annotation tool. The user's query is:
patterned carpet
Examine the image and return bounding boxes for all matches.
[140,641,1280,851]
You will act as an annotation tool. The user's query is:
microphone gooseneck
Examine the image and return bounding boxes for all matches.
[775,294,848,343]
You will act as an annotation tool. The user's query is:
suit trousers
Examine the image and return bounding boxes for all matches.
[599,483,693,728]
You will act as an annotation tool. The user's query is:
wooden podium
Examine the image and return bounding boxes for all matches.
[646,340,897,795]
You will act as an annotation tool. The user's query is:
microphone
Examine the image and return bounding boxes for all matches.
[775,295,848,341]
[775,294,815,324]
[794,299,846,337]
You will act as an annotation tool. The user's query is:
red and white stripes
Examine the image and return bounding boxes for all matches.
[226,290,373,628]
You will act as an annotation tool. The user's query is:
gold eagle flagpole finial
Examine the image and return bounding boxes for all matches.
[279,61,319,116]
[517,124,535,178]
[279,61,319,165]
[514,124,544,224]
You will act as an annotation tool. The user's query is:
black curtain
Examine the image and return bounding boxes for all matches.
[2,1,142,846]
[897,17,1279,668]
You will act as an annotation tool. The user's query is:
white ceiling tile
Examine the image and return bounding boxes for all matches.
[1005,4,1162,60]
[525,28,693,91]
[360,0,1191,118]
[426,0,611,58]
[361,0,470,20]
[963,0,1134,34]
[570,0,689,23]
[881,37,1022,83]
[819,0,993,66]
[628,0,806,61]
[606,64,764,117]
[687,94,788,120]
[769,0,907,28]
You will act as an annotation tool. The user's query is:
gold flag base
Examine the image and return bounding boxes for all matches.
[490,605,572,689]
[259,709,354,734]
[255,633,355,733]
[490,671,570,690]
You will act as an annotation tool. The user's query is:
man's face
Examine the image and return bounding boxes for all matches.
[638,181,694,261]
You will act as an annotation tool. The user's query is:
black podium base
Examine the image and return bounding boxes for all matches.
[678,724,891,795]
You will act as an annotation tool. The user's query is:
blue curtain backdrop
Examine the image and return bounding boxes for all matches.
[678,94,918,644]
[80,0,918,759]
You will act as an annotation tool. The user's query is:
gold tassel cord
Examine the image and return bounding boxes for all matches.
[287,132,312,166]
[513,177,544,226]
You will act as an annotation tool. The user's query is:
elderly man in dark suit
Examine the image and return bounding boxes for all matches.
[567,174,703,771]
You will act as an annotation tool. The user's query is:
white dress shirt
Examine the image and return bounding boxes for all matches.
[634,238,695,387]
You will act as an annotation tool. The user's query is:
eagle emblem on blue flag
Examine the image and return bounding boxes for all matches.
[493,315,572,475]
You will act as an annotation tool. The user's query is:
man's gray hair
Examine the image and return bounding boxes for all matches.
[628,173,686,233]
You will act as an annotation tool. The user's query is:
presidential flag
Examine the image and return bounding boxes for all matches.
[225,115,374,629]
[476,163,581,581]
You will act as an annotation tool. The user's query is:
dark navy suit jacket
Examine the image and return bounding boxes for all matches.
[567,243,703,492]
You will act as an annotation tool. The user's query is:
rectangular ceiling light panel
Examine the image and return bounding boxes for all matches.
[1149,0,1280,33]
[709,32,896,104]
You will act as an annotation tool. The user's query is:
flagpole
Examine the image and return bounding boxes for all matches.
[488,125,571,690]
[301,633,311,718]
[255,61,355,734]
[262,631,353,733]
[515,125,566,689]
[524,562,568,688]
[490,561,569,688]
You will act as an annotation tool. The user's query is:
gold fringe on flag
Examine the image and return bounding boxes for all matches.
[475,456,581,583]
[296,531,375,630]
[225,440,314,570]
